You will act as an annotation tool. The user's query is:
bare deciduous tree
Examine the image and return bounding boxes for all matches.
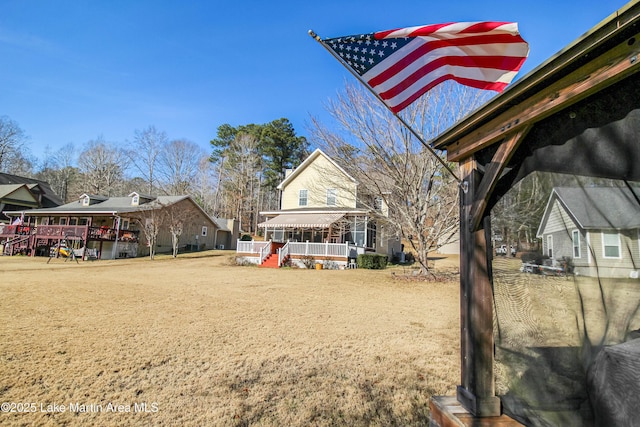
[220,133,261,233]
[311,81,492,274]
[0,116,35,175]
[193,156,217,215]
[162,199,200,257]
[44,143,79,202]
[129,204,163,260]
[158,139,203,195]
[128,126,167,195]
[78,137,130,196]
[0,116,27,172]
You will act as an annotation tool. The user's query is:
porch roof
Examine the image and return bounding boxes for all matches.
[259,212,345,228]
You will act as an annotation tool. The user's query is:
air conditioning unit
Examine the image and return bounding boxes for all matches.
[218,244,224,250]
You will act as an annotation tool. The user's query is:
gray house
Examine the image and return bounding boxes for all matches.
[536,186,640,278]
[2,192,238,258]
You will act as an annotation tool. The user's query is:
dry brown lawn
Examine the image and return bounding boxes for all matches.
[0,252,460,426]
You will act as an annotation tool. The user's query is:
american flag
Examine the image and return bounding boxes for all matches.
[323,22,529,113]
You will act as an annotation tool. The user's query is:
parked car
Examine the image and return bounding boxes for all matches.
[496,244,517,257]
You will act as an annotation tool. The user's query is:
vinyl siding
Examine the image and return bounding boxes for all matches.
[582,230,639,278]
[280,155,357,210]
[545,200,576,234]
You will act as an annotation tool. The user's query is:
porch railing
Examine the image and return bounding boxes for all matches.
[236,240,356,263]
[0,224,33,237]
[278,241,290,266]
[236,240,270,254]
[35,225,89,239]
[287,241,349,258]
[259,241,272,265]
[88,227,139,242]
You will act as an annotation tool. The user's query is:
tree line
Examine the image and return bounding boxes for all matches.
[0,115,308,235]
[2,81,553,274]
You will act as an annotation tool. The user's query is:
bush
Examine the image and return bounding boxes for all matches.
[240,234,252,241]
[357,254,388,269]
[521,252,546,265]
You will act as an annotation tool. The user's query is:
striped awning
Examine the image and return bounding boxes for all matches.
[259,212,345,228]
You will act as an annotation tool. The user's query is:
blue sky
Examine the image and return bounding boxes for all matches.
[0,0,630,162]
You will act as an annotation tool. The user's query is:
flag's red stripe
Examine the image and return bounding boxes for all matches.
[388,75,508,113]
[456,22,510,34]
[368,33,526,87]
[375,23,454,39]
[375,22,513,39]
[375,54,527,99]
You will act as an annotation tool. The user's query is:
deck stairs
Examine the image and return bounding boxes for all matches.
[3,235,31,256]
[260,253,281,268]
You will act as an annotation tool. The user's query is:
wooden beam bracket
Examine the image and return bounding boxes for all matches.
[468,126,531,232]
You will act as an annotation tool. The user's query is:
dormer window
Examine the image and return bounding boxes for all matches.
[131,194,140,206]
[82,195,90,206]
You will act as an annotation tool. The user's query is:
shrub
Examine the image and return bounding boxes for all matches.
[240,234,252,241]
[357,254,388,269]
[521,252,546,265]
[324,260,339,270]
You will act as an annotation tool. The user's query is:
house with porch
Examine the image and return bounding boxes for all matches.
[536,185,640,278]
[237,148,401,268]
[1,192,238,258]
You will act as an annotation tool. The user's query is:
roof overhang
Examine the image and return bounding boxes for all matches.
[258,212,347,228]
[7,209,121,217]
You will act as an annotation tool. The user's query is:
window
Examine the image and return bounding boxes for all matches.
[202,226,208,237]
[299,189,308,206]
[326,189,337,206]
[572,230,581,258]
[131,194,139,206]
[78,218,88,226]
[121,219,129,230]
[60,218,67,225]
[547,235,553,258]
[69,218,78,226]
[351,217,366,247]
[602,232,621,258]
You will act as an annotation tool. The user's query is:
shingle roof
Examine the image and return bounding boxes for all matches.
[0,173,63,206]
[212,217,230,232]
[22,195,191,215]
[553,186,640,229]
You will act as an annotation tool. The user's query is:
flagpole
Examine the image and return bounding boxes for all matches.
[308,29,461,184]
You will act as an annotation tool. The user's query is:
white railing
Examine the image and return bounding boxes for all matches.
[259,241,272,265]
[236,240,270,254]
[236,240,354,263]
[287,241,349,258]
[278,241,290,266]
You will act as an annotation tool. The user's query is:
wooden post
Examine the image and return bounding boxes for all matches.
[457,157,501,416]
